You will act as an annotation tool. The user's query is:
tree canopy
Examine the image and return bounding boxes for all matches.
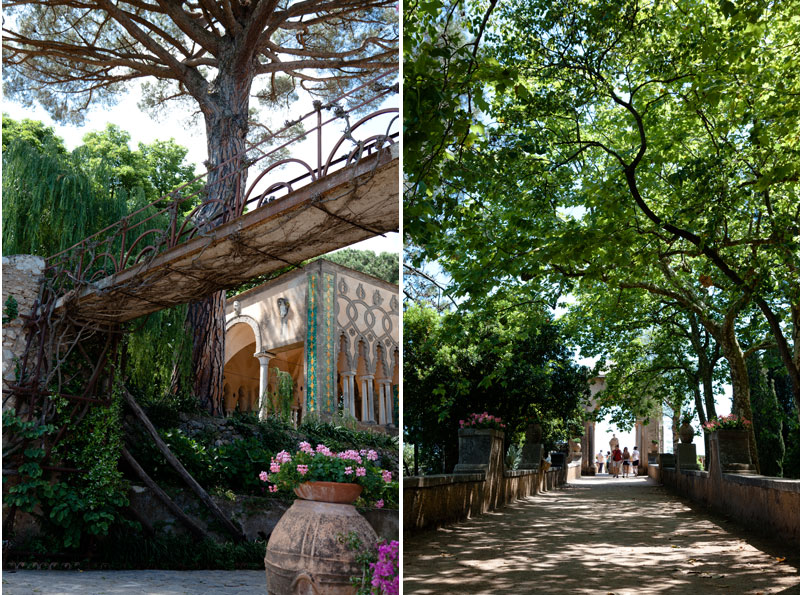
[403,0,800,475]
[404,299,589,474]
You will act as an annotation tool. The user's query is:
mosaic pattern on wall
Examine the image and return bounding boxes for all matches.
[321,272,337,415]
[305,273,318,413]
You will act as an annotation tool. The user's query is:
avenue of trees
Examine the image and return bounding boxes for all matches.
[4,0,398,414]
[404,0,799,475]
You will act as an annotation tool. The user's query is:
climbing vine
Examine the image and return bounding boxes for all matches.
[270,367,294,422]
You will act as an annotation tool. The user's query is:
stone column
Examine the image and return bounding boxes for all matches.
[342,372,356,418]
[360,375,375,423]
[381,381,393,426]
[255,351,275,421]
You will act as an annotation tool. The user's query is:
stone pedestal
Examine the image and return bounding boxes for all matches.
[453,428,504,474]
[676,443,700,471]
[659,453,676,468]
[519,443,544,470]
[710,429,757,475]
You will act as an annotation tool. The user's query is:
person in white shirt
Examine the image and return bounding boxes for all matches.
[631,446,640,476]
[596,451,605,474]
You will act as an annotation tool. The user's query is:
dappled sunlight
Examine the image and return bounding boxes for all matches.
[405,476,800,594]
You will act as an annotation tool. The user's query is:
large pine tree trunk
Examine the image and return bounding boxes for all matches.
[187,57,253,415]
[188,292,226,415]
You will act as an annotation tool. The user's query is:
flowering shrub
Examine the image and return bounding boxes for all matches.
[459,412,505,431]
[341,533,399,595]
[702,414,752,432]
[259,442,394,507]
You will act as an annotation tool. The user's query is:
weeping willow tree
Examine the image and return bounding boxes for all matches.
[2,116,197,403]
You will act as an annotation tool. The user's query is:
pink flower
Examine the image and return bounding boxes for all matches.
[297,464,309,476]
[276,450,292,463]
[382,470,392,483]
[338,450,363,463]
[375,499,384,509]
[269,485,278,493]
[367,450,379,461]
[259,471,269,482]
[270,461,281,473]
[356,467,366,477]
[299,441,314,454]
[344,466,353,475]
[316,444,332,456]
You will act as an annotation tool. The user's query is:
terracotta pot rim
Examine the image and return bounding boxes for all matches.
[293,481,363,504]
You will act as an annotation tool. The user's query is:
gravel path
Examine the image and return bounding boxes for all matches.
[1,569,267,594]
[404,475,800,594]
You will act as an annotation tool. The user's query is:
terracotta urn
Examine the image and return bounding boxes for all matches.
[265,482,377,594]
[679,422,695,444]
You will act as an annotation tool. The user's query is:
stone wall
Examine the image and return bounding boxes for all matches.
[404,430,577,534]
[127,485,398,543]
[2,255,46,400]
[649,447,800,545]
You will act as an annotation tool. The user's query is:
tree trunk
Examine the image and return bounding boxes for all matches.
[188,292,226,416]
[185,60,253,415]
[720,316,760,472]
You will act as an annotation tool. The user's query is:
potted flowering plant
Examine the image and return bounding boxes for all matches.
[263,442,397,594]
[260,442,393,506]
[702,415,755,473]
[702,414,752,432]
[459,412,506,431]
[454,412,505,474]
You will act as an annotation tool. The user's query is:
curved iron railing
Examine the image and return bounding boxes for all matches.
[44,71,399,298]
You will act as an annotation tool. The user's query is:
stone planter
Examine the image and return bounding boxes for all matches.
[710,428,756,474]
[265,484,377,594]
[679,422,695,444]
[453,428,503,474]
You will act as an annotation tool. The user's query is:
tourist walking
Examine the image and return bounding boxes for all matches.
[622,447,631,478]
[632,446,640,476]
[611,446,622,478]
[596,451,605,474]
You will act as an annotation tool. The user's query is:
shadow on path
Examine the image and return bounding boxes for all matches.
[404,475,800,594]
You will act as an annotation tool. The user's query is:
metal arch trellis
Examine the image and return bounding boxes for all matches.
[2,71,399,514]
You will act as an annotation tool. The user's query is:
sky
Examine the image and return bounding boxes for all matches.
[2,84,401,256]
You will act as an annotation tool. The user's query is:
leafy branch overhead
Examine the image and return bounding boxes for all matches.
[404,0,800,443]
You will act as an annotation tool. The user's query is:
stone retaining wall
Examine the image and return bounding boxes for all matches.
[129,485,400,543]
[404,430,579,533]
[2,255,46,400]
[649,447,800,545]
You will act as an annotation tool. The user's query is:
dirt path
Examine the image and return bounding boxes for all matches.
[404,475,800,594]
